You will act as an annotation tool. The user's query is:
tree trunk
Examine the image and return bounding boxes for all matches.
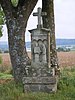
[6,17,30,82]
[0,0,38,82]
[42,0,59,68]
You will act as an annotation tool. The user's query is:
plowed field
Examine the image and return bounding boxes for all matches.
[0,52,75,68]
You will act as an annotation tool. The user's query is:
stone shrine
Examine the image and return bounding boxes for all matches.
[23,7,57,93]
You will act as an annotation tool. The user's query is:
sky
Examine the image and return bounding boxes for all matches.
[0,0,75,42]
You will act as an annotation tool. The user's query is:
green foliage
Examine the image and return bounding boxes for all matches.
[0,6,5,37]
[0,81,24,100]
[11,0,19,7]
[4,50,9,53]
[0,56,2,64]
[0,67,75,100]
[0,0,19,37]
[0,26,3,37]
[57,47,70,52]
[0,72,13,79]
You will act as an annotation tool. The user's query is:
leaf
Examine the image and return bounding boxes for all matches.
[0,26,3,37]
[11,0,19,7]
[0,6,5,37]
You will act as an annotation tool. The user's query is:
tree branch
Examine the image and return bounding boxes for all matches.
[21,0,38,18]
[0,0,38,20]
[0,0,14,17]
[18,0,27,7]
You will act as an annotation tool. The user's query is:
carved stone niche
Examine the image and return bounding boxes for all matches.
[29,28,50,68]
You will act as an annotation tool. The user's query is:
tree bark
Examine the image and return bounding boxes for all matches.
[42,0,59,68]
[0,0,38,82]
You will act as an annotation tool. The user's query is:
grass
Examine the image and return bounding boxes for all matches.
[0,67,75,100]
[0,72,13,79]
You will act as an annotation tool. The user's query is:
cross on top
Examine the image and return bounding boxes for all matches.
[33,7,47,28]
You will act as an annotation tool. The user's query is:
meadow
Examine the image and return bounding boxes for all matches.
[0,67,75,100]
[0,52,75,100]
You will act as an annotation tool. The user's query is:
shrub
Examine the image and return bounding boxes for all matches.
[4,50,9,53]
[57,47,70,52]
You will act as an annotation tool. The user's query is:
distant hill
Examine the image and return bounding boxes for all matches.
[26,39,75,48]
[56,39,75,45]
[0,41,8,51]
[0,39,75,51]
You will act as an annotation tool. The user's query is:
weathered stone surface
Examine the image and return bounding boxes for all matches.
[23,76,58,93]
[23,76,56,84]
[24,84,57,93]
[23,76,57,93]
[23,7,58,93]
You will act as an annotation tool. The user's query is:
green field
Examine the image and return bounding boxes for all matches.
[0,67,75,100]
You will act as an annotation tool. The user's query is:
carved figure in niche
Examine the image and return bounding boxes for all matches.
[43,40,47,48]
[31,40,37,61]
[43,40,47,61]
[33,41,41,62]
[38,40,47,62]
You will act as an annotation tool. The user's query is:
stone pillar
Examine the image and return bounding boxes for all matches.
[22,7,58,93]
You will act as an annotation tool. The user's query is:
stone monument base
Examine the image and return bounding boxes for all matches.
[22,76,57,93]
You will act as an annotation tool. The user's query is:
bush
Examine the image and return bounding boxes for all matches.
[4,50,9,53]
[57,47,64,52]
[57,47,70,52]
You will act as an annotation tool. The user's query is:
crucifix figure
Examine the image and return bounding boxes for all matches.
[33,7,47,29]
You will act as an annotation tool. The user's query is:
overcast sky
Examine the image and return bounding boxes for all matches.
[0,0,75,42]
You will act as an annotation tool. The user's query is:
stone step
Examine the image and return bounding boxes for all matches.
[22,76,57,84]
[24,84,57,93]
[22,76,58,93]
